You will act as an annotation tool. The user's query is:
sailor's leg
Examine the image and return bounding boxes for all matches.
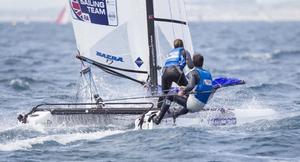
[153,96,174,124]
[187,95,206,113]
[161,67,177,93]
[158,84,170,109]
[174,66,188,86]
[157,96,165,109]
[162,66,183,92]
[158,69,174,108]
[177,74,188,86]
[174,108,188,118]
[173,95,188,118]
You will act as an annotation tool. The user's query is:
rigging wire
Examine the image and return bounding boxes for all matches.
[75,52,101,103]
[88,69,93,102]
[102,90,214,102]
[168,0,176,40]
[180,0,186,45]
[154,19,164,80]
[77,56,146,85]
[182,0,193,54]
[75,71,82,104]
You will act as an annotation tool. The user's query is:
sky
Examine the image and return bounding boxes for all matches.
[186,0,300,21]
[0,0,300,22]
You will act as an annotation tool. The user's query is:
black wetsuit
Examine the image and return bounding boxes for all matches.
[161,50,194,94]
[161,65,188,94]
[154,69,200,124]
[157,50,194,108]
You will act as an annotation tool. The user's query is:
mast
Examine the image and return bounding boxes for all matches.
[146,0,158,93]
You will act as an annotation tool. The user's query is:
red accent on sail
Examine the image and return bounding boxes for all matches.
[56,6,67,25]
[72,1,81,10]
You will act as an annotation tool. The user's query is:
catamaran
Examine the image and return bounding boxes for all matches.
[17,0,245,129]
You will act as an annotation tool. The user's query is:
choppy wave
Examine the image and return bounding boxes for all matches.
[9,78,30,90]
[0,77,56,91]
[4,58,22,66]
[2,77,52,84]
[0,77,34,84]
[248,83,300,93]
[0,129,124,151]
[238,111,300,131]
[0,69,17,73]
[240,49,300,61]
[240,52,273,61]
[272,49,300,59]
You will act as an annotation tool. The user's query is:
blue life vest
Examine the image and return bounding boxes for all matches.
[164,47,186,70]
[194,68,213,104]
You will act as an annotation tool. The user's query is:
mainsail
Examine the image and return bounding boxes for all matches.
[69,0,194,92]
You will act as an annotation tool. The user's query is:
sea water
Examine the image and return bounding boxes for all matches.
[0,22,299,161]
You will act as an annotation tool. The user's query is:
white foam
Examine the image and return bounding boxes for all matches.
[0,130,124,151]
[241,52,273,61]
[234,108,278,124]
[232,98,279,124]
[9,78,30,90]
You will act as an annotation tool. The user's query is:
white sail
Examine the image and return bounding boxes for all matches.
[68,0,194,87]
[153,0,193,49]
[153,0,194,77]
[69,0,150,82]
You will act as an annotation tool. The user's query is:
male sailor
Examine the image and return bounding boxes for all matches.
[157,39,194,108]
[153,53,213,124]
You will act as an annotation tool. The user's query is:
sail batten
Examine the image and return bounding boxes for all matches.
[153,17,187,25]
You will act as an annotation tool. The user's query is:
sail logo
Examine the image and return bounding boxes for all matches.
[96,51,124,64]
[80,0,106,15]
[70,0,118,26]
[135,57,144,68]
